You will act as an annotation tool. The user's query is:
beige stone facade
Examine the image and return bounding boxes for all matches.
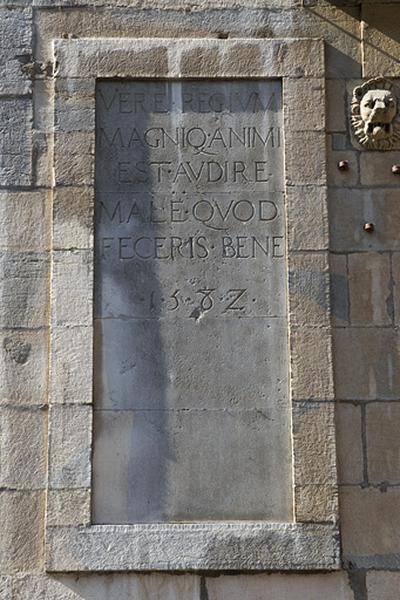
[1,0,400,598]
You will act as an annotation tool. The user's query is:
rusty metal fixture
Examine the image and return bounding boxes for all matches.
[337,160,349,171]
[392,164,400,174]
[363,222,375,233]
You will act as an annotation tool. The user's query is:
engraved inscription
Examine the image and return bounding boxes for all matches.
[93,81,292,524]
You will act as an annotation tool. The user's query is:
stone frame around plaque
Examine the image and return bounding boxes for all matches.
[46,37,339,572]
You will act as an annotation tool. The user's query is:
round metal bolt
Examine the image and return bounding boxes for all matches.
[392,164,400,174]
[363,222,375,233]
[337,160,349,171]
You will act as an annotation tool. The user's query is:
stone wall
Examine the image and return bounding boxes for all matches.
[1,0,400,598]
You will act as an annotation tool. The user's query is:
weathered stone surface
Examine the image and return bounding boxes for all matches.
[334,328,400,400]
[93,408,293,523]
[13,573,200,600]
[326,79,346,132]
[50,326,92,405]
[0,252,49,329]
[52,250,92,327]
[336,403,363,484]
[330,188,400,252]
[0,407,46,489]
[285,131,327,186]
[362,5,400,77]
[53,187,93,251]
[283,78,325,132]
[348,252,392,326]
[206,572,354,600]
[48,405,92,489]
[392,252,400,325]
[0,7,32,95]
[295,484,338,523]
[47,489,91,527]
[341,486,400,567]
[289,252,330,327]
[0,328,48,405]
[0,491,44,573]
[366,571,400,600]
[0,576,11,600]
[329,253,349,326]
[0,191,50,251]
[286,186,328,251]
[46,523,340,571]
[360,151,400,186]
[93,78,292,523]
[54,131,94,186]
[367,403,400,484]
[0,99,32,186]
[291,328,334,400]
[292,402,337,485]
[327,149,359,187]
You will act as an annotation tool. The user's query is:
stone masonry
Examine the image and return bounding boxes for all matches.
[1,0,400,598]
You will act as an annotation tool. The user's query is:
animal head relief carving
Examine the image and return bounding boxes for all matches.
[351,77,400,150]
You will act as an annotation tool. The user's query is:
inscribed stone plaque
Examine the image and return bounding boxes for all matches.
[93,80,293,524]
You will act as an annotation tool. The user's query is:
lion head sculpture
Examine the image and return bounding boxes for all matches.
[351,77,400,150]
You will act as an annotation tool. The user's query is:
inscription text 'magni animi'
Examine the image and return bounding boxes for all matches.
[93,80,293,524]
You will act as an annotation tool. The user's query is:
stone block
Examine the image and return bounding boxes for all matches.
[0,98,32,186]
[55,40,169,79]
[54,131,94,186]
[286,131,327,186]
[0,191,50,251]
[295,484,338,523]
[206,572,354,600]
[0,328,47,406]
[0,407,46,489]
[289,252,330,327]
[0,490,44,573]
[348,252,392,326]
[93,407,293,523]
[0,7,32,95]
[0,252,49,328]
[33,80,54,133]
[0,577,10,600]
[326,79,346,132]
[291,327,334,400]
[367,571,400,600]
[48,405,92,489]
[334,328,400,400]
[393,252,400,325]
[292,402,337,485]
[367,402,400,484]
[336,403,363,484]
[283,78,325,131]
[340,486,400,564]
[93,317,288,411]
[362,5,400,77]
[330,189,400,252]
[52,250,92,327]
[47,489,91,527]
[360,151,400,186]
[13,573,200,600]
[286,186,329,252]
[53,187,93,250]
[327,149,359,187]
[50,326,92,405]
[329,253,349,326]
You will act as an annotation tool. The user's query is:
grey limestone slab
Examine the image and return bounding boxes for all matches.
[93,79,291,524]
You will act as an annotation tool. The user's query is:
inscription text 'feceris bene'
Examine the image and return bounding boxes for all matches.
[93,80,292,525]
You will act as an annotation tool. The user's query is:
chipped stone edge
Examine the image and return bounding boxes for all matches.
[46,523,340,572]
[48,37,339,572]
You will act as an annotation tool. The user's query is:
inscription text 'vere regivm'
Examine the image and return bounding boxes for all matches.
[93,80,293,523]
